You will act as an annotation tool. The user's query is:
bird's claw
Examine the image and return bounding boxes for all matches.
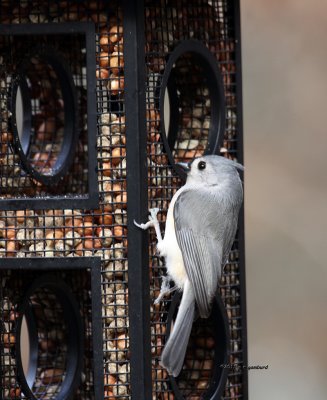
[154,276,176,304]
[133,220,146,230]
[134,208,160,230]
[149,208,160,221]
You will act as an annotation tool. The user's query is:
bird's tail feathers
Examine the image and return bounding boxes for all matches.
[160,280,195,377]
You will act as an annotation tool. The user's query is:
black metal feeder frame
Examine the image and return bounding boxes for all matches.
[0,1,246,400]
[0,22,98,210]
[0,257,103,400]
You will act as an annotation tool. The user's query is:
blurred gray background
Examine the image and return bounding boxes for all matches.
[242,0,327,398]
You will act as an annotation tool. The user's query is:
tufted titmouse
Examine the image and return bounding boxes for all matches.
[134,155,244,377]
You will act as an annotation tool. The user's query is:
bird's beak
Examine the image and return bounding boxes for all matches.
[176,161,191,173]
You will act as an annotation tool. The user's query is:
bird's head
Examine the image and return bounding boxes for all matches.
[176,155,244,186]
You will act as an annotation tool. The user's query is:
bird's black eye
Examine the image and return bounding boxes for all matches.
[198,161,206,170]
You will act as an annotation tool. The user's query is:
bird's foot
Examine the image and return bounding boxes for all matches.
[154,276,177,304]
[134,208,163,243]
[149,207,160,222]
[134,208,160,230]
[133,220,152,230]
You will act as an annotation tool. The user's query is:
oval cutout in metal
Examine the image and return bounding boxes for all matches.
[157,40,226,179]
[15,275,83,400]
[10,47,78,186]
[165,291,230,399]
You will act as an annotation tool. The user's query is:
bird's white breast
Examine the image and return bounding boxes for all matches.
[157,187,187,289]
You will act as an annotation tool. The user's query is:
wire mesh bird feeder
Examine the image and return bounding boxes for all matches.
[0,1,247,399]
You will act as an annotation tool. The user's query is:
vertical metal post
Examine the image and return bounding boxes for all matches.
[234,0,249,398]
[0,282,3,400]
[90,258,105,400]
[123,1,152,399]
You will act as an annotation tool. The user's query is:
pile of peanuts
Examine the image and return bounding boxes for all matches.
[96,109,131,398]
[97,19,124,96]
[1,271,95,400]
[0,207,124,258]
[102,284,130,398]
[177,331,215,398]
[25,83,65,177]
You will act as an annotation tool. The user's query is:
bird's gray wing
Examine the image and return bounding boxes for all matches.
[174,188,240,318]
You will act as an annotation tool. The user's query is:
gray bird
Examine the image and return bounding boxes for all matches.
[134,155,244,377]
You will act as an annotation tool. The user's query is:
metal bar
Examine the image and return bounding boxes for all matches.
[0,282,3,400]
[0,195,98,211]
[90,258,105,400]
[123,1,152,399]
[85,22,99,210]
[0,257,100,270]
[233,0,249,398]
[0,21,94,35]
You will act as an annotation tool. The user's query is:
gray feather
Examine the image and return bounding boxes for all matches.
[174,182,242,318]
[160,280,195,377]
[177,229,220,317]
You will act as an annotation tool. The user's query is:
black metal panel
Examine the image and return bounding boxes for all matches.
[0,257,103,400]
[123,0,152,399]
[158,39,226,179]
[15,275,84,400]
[144,1,246,399]
[0,22,98,210]
[166,293,231,400]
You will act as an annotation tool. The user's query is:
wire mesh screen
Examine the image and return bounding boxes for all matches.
[145,1,244,399]
[0,264,98,400]
[164,52,212,162]
[0,27,95,206]
[0,1,245,399]
[0,2,129,399]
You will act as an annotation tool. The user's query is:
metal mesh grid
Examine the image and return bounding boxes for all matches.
[0,1,130,399]
[0,268,93,399]
[24,287,69,398]
[161,53,212,162]
[0,1,244,399]
[144,1,243,399]
[0,28,90,200]
[178,320,217,397]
